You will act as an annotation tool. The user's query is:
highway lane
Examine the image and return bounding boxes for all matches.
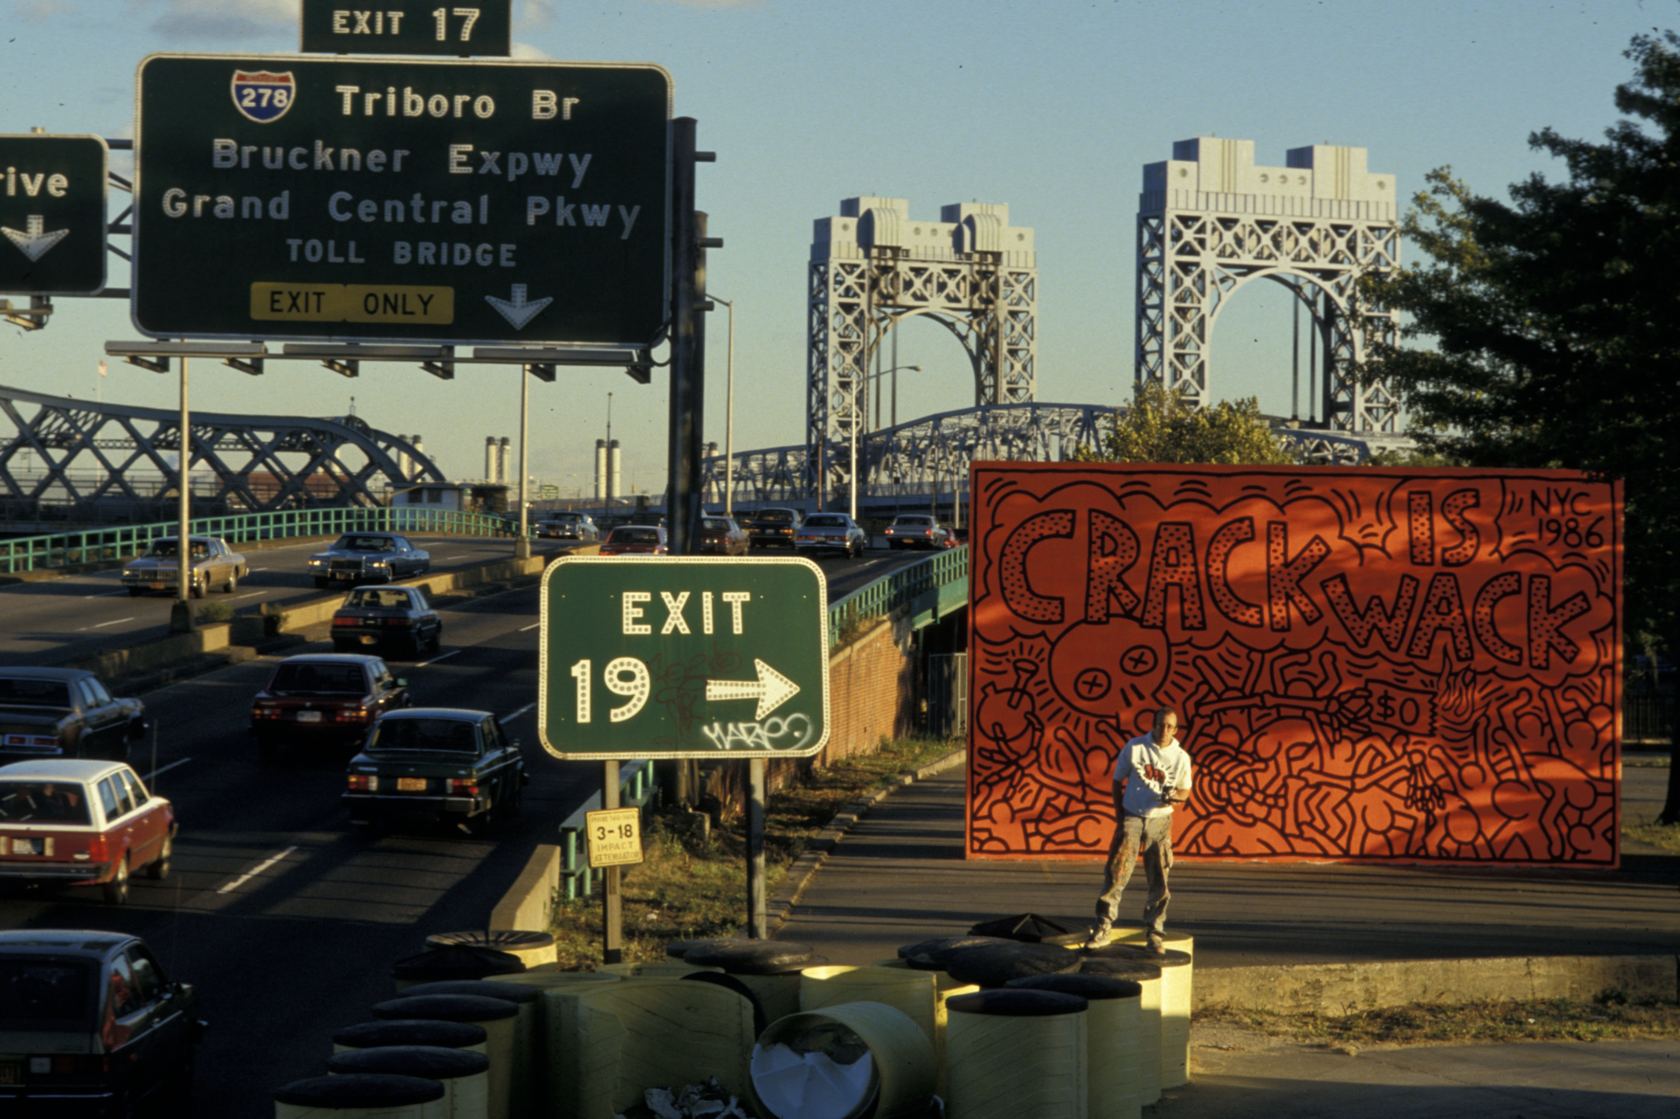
[0,533,538,667]
[0,546,932,1115]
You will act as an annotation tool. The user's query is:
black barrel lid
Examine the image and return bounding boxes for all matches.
[426,930,555,952]
[372,994,519,1023]
[966,913,1084,945]
[666,937,745,960]
[327,1045,490,1079]
[1083,944,1192,968]
[897,936,1014,971]
[684,941,819,975]
[390,945,526,981]
[1078,957,1163,982]
[334,1020,488,1050]
[1006,974,1142,1000]
[398,979,540,1005]
[943,941,1084,988]
[946,989,1088,1017]
[274,1073,444,1107]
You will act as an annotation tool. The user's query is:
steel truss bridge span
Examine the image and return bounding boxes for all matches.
[0,382,442,528]
[702,402,1390,508]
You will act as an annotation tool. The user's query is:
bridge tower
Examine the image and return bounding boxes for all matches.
[1136,138,1400,432]
[807,197,1037,504]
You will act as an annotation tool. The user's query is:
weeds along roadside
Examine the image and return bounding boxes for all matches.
[548,736,960,971]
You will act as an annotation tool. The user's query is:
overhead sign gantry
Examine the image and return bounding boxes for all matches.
[132,53,671,347]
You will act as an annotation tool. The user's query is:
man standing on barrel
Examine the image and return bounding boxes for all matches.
[1086,705,1193,954]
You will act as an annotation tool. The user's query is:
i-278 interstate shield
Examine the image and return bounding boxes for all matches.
[539,556,830,760]
[132,53,670,346]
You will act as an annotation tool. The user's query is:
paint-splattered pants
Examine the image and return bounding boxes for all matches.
[1095,812,1173,935]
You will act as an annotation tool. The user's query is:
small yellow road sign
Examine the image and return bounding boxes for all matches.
[586,807,643,868]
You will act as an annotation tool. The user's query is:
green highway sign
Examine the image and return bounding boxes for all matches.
[300,2,512,57]
[539,557,831,761]
[0,134,107,295]
[132,53,670,346]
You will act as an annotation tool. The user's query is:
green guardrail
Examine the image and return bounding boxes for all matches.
[557,760,659,899]
[827,544,968,647]
[0,507,530,575]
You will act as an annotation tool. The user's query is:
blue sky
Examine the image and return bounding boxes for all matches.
[0,0,1668,493]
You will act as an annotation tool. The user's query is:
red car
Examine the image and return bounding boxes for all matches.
[0,759,176,905]
[248,654,411,760]
[699,516,749,556]
[599,525,668,556]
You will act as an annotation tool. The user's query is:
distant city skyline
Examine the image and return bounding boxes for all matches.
[0,0,1668,489]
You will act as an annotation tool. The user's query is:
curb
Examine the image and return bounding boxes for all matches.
[763,747,966,934]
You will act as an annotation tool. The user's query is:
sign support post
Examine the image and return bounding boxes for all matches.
[747,757,767,938]
[515,365,531,560]
[170,357,193,633]
[666,117,705,560]
[602,759,623,964]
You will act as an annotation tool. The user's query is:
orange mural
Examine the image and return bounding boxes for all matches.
[965,465,1622,866]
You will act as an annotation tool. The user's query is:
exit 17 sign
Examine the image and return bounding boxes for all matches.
[539,557,830,760]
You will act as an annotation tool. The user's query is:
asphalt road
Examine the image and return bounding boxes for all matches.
[0,533,526,667]
[0,545,925,1116]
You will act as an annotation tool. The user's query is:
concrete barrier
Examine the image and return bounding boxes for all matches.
[490,844,563,933]
[1194,954,1679,1014]
[57,619,239,679]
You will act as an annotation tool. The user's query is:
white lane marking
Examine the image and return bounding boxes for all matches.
[416,650,459,667]
[89,616,135,629]
[518,622,540,632]
[231,592,262,600]
[144,757,192,782]
[216,845,299,895]
[84,590,128,598]
[500,703,536,724]
[250,567,268,572]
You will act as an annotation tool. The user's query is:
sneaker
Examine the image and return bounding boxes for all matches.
[1084,924,1113,950]
[1144,936,1166,955]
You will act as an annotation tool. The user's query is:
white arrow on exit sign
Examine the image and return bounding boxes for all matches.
[706,658,801,720]
[2,215,69,262]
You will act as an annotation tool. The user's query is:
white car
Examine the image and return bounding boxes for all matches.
[535,512,599,542]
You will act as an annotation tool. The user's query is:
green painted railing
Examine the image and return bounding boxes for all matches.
[828,544,968,647]
[0,507,524,575]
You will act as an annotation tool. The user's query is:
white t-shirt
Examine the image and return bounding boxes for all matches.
[1112,733,1194,819]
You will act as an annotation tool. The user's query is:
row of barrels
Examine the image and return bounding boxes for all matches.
[269,924,1192,1118]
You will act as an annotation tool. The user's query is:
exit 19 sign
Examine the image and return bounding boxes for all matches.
[538,557,831,760]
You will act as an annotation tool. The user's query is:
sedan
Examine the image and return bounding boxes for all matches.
[0,928,203,1115]
[0,669,146,766]
[120,535,247,597]
[331,587,443,660]
[535,512,599,542]
[0,759,175,905]
[248,654,410,760]
[883,514,949,550]
[698,516,749,556]
[343,708,526,836]
[599,525,668,556]
[795,513,867,558]
[307,533,431,588]
[747,507,802,550]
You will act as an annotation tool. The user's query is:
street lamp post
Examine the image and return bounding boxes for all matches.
[515,364,531,559]
[710,295,735,517]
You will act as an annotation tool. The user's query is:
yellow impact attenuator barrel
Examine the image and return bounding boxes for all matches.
[372,995,516,1119]
[426,931,558,971]
[1008,973,1144,1119]
[753,1000,937,1119]
[1077,955,1162,1105]
[395,982,539,1119]
[799,966,938,1045]
[944,988,1088,1119]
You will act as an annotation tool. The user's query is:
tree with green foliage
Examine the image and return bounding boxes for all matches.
[1075,382,1296,465]
[1357,32,1680,821]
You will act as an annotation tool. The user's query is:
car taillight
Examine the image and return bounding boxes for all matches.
[448,778,479,795]
[347,774,378,792]
[335,706,370,723]
[0,733,59,750]
[85,835,108,863]
[385,618,414,627]
[253,705,279,720]
[924,528,933,536]
[332,616,357,627]
[36,1054,108,1077]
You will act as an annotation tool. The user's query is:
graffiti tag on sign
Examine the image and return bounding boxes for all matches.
[966,465,1622,866]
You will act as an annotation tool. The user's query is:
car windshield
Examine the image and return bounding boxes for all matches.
[368,718,478,753]
[146,540,208,558]
[804,515,845,527]
[0,958,91,1024]
[268,663,367,695]
[0,781,93,825]
[757,510,795,524]
[553,514,581,523]
[345,590,413,609]
[611,528,659,544]
[0,678,73,708]
[335,536,394,552]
